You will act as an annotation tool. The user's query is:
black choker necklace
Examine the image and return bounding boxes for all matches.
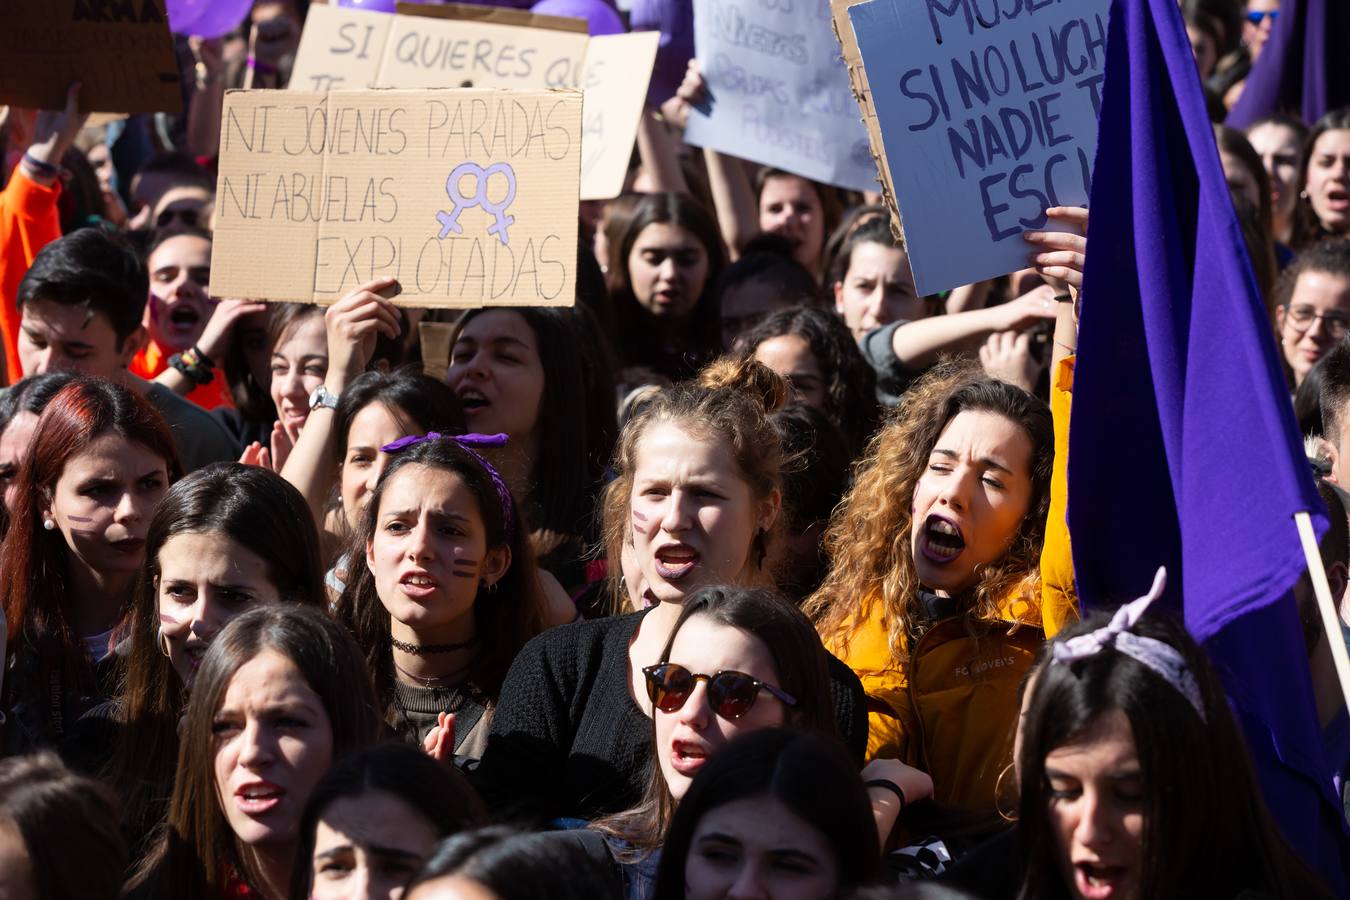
[391,636,477,655]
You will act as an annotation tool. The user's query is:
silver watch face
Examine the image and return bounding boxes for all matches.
[309,387,335,410]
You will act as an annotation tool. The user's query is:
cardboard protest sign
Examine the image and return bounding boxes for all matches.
[289,3,653,200]
[289,4,394,92]
[845,0,1109,295]
[210,88,581,308]
[683,0,875,192]
[0,0,181,115]
[580,32,660,200]
[396,2,589,35]
[375,11,590,90]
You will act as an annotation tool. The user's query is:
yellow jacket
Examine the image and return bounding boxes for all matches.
[825,358,1079,828]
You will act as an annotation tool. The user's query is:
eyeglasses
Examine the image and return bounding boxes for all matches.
[1283,304,1350,340]
[643,663,797,720]
[1245,10,1278,25]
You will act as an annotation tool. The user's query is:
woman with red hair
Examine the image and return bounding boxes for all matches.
[0,377,180,754]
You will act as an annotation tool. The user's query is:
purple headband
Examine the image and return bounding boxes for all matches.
[380,432,515,540]
[1052,568,1206,721]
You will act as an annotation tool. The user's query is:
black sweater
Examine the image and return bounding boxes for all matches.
[471,610,869,823]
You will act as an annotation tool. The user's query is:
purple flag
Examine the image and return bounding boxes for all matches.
[1069,0,1347,886]
[1228,0,1350,128]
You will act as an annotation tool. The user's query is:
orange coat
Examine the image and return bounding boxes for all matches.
[0,169,62,384]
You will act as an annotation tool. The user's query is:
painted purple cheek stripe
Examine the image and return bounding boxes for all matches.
[66,515,95,523]
[631,510,649,523]
[451,571,478,579]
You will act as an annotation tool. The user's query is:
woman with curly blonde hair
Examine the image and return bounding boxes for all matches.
[805,360,1069,839]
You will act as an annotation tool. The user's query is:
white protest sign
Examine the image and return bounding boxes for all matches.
[289,4,393,91]
[847,0,1109,295]
[580,32,660,200]
[210,88,581,308]
[683,0,876,192]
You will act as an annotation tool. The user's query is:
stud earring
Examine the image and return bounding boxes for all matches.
[42,518,55,531]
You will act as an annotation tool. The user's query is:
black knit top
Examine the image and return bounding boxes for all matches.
[471,610,869,823]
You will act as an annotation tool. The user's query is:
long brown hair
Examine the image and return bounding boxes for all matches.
[1216,125,1278,312]
[600,356,789,614]
[1290,108,1350,251]
[804,363,1053,655]
[609,192,728,377]
[755,169,844,276]
[125,605,382,899]
[108,463,325,855]
[590,586,838,855]
[0,378,180,744]
[335,437,549,710]
[0,751,127,900]
[1017,610,1332,900]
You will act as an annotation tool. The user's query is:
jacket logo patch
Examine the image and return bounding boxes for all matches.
[953,656,1017,678]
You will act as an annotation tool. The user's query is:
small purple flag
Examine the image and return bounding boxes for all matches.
[1228,0,1350,128]
[1070,0,1348,887]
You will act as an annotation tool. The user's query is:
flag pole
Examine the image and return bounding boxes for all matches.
[1294,510,1350,714]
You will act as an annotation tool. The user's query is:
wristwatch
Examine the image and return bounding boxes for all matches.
[308,385,340,411]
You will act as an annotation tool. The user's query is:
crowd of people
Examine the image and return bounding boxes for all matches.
[0,0,1347,897]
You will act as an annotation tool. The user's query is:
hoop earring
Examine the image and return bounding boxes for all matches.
[481,580,499,594]
[157,629,172,659]
[993,762,1018,823]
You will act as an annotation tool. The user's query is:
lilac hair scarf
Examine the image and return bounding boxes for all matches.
[380,432,516,541]
[1052,568,1206,721]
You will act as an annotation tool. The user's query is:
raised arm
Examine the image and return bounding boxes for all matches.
[669,60,760,259]
[889,291,1057,370]
[20,82,89,189]
[635,111,688,195]
[1023,206,1088,376]
[704,148,759,260]
[1023,206,1088,637]
[154,299,268,398]
[185,37,226,160]
[278,279,402,550]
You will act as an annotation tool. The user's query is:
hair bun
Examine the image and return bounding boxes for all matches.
[696,356,789,414]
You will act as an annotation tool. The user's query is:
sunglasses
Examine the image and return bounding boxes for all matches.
[643,663,797,720]
[1245,10,1278,24]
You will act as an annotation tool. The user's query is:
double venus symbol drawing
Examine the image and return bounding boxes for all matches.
[435,162,518,247]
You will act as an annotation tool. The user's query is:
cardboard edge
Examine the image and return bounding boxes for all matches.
[578,31,661,202]
[830,0,905,250]
[395,1,590,34]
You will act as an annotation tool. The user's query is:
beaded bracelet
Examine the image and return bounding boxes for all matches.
[169,345,216,386]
